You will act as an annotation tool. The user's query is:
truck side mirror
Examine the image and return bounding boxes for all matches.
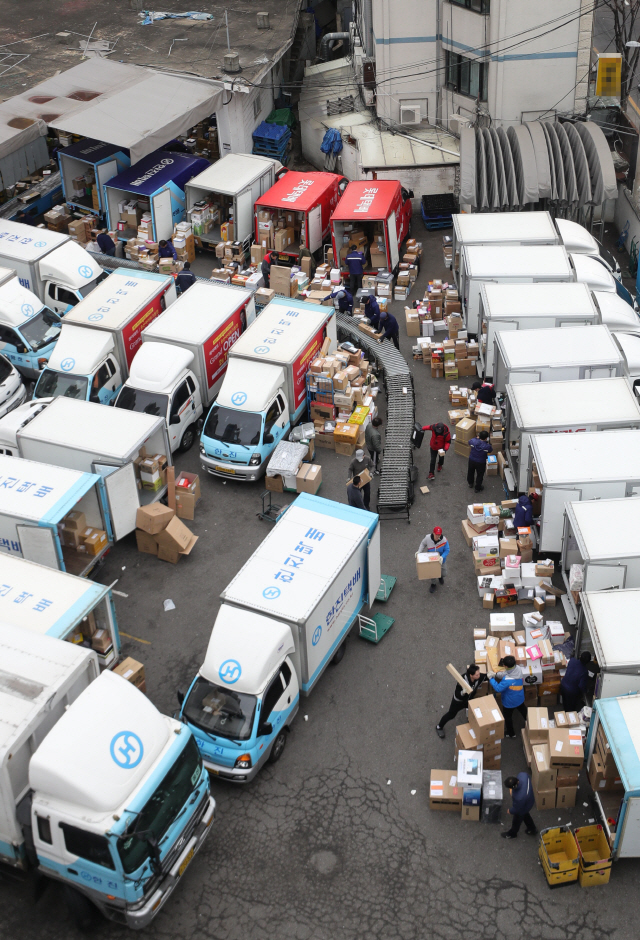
[197,418,204,431]
[170,413,181,425]
[176,689,185,705]
[258,721,273,737]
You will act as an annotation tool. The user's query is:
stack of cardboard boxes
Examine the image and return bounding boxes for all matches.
[522,706,584,809]
[67,609,115,669]
[44,204,74,232]
[587,723,623,795]
[58,509,109,559]
[67,216,98,246]
[135,503,198,564]
[133,449,168,493]
[308,347,376,456]
[452,409,502,460]
[256,207,303,252]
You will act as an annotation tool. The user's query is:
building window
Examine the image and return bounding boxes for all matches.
[253,92,262,120]
[446,51,488,101]
[450,0,490,12]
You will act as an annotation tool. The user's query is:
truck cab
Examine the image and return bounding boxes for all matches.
[41,244,109,316]
[179,606,300,782]
[0,277,61,380]
[33,324,123,405]
[115,342,203,453]
[0,353,26,419]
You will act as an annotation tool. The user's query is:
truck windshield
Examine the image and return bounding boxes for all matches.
[80,272,109,297]
[117,736,203,875]
[116,386,169,417]
[34,368,88,400]
[20,310,61,352]
[203,405,261,446]
[184,676,257,741]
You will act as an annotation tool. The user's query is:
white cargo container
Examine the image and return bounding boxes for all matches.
[612,331,640,396]
[561,498,640,624]
[504,377,640,492]
[530,430,640,552]
[576,590,640,699]
[179,494,380,781]
[493,325,623,394]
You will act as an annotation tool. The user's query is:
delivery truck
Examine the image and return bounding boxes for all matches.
[184,153,280,249]
[0,396,172,539]
[451,211,621,286]
[200,296,337,481]
[576,590,640,700]
[329,180,413,274]
[587,693,640,859]
[612,331,640,395]
[561,498,640,623]
[479,282,640,378]
[178,493,380,781]
[0,553,120,660]
[0,453,112,577]
[114,281,255,453]
[0,219,105,315]
[0,622,215,929]
[58,138,130,217]
[32,269,176,405]
[504,376,640,493]
[254,171,346,262]
[105,150,209,245]
[0,265,64,380]
[0,352,26,419]
[529,430,640,552]
[493,324,623,394]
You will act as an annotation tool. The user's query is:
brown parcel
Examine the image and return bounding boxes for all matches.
[136,503,175,535]
[531,743,557,791]
[155,516,198,564]
[135,529,159,556]
[296,463,322,495]
[346,467,372,489]
[548,728,584,767]
[429,769,462,811]
[91,628,112,653]
[556,786,578,808]
[114,657,145,689]
[526,706,550,743]
[534,789,556,811]
[468,694,504,744]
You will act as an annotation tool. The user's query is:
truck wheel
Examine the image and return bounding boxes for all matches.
[179,424,196,452]
[331,642,346,665]
[268,729,287,763]
[63,886,98,932]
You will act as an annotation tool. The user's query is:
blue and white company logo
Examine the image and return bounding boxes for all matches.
[262,586,281,600]
[34,240,46,248]
[254,346,270,355]
[60,357,75,372]
[21,303,34,318]
[231,391,247,406]
[78,265,93,279]
[312,625,322,646]
[219,659,242,684]
[88,313,103,322]
[110,731,144,769]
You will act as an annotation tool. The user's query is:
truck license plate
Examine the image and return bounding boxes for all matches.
[178,847,194,878]
[217,467,235,474]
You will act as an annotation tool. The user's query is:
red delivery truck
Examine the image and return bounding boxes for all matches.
[330,180,413,274]
[255,171,346,263]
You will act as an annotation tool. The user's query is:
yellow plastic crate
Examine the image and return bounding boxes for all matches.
[579,866,611,888]
[539,827,580,887]
[539,848,579,886]
[575,825,612,871]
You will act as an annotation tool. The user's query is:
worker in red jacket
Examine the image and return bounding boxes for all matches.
[421,422,451,479]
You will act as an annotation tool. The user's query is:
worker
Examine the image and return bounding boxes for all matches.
[261,251,272,287]
[86,232,101,254]
[330,287,353,314]
[96,227,116,256]
[362,294,381,330]
[345,243,365,295]
[560,651,592,712]
[421,421,451,480]
[348,449,373,511]
[467,430,493,493]
[435,664,486,738]
[514,494,534,527]
[376,309,400,350]
[159,239,177,261]
[299,245,316,279]
[365,416,383,474]
[501,774,537,839]
[176,261,197,294]
[15,210,36,226]
[472,381,497,406]
[417,526,450,594]
[347,474,366,510]
[489,655,525,738]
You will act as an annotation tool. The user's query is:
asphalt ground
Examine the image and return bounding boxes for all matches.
[2,214,639,940]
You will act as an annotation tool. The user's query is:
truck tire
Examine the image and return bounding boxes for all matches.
[267,729,287,763]
[63,886,98,932]
[179,424,196,452]
[331,642,346,665]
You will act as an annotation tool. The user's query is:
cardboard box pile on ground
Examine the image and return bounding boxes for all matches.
[135,504,198,564]
[308,346,378,457]
[521,705,584,810]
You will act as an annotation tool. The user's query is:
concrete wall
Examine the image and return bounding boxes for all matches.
[215,70,277,156]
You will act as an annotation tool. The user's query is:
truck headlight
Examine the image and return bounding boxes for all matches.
[249,453,261,466]
[234,754,252,769]
[37,358,48,370]
[199,443,205,455]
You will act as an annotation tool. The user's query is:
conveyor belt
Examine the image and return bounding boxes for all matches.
[336,313,415,523]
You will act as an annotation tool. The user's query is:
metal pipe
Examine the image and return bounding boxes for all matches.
[363,0,373,57]
[320,31,349,61]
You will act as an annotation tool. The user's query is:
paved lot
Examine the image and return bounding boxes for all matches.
[2,217,639,939]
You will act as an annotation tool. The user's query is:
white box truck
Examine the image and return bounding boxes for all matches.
[0,397,172,539]
[0,453,112,577]
[576,590,640,699]
[561,498,640,623]
[530,430,640,552]
[478,282,639,378]
[114,281,256,453]
[0,266,63,381]
[184,153,280,247]
[200,296,337,481]
[612,331,640,396]
[33,269,176,405]
[178,493,380,781]
[0,622,215,929]
[493,324,623,394]
[504,377,640,492]
[0,219,105,315]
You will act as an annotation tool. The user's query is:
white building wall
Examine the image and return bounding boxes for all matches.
[214,70,277,157]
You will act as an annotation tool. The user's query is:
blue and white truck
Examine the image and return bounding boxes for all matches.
[0,622,214,929]
[0,265,62,380]
[58,138,130,217]
[179,494,380,781]
[199,297,336,481]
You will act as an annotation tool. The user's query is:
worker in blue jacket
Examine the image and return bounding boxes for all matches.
[467,430,492,493]
[560,651,592,712]
[345,243,365,295]
[489,656,525,738]
[330,287,353,314]
[376,309,400,350]
[501,773,537,839]
[159,239,177,260]
[514,494,533,527]
[362,294,381,329]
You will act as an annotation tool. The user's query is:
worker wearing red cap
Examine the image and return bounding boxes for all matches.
[421,422,451,480]
[417,526,450,594]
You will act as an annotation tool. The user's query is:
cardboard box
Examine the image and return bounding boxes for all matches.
[522,727,533,767]
[429,769,462,811]
[135,528,159,556]
[556,786,578,808]
[296,463,322,494]
[454,440,471,458]
[347,468,372,489]
[114,656,145,689]
[91,628,112,654]
[81,528,108,555]
[587,753,623,791]
[174,471,201,521]
[532,743,557,790]
[416,552,442,580]
[468,694,504,744]
[461,804,481,821]
[265,473,284,492]
[455,723,481,751]
[548,728,584,767]
[63,510,86,532]
[526,707,550,743]
[155,516,198,561]
[456,417,476,443]
[534,788,556,811]
[136,503,175,535]
[335,441,356,456]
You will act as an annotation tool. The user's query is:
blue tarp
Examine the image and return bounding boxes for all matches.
[321,129,343,155]
[105,150,209,196]
[59,138,128,163]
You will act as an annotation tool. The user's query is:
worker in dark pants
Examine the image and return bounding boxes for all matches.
[347,474,366,510]
[435,664,486,738]
[560,651,591,712]
[362,294,381,330]
[347,449,372,511]
[97,228,116,256]
[467,430,492,492]
[330,287,353,313]
[421,422,451,480]
[345,243,365,295]
[472,381,497,406]
[176,261,197,293]
[261,251,272,287]
[501,774,538,839]
[365,416,383,474]
[489,656,526,738]
[376,310,399,350]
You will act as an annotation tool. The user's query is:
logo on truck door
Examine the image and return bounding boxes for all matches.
[78,265,94,280]
[60,357,76,371]
[219,659,242,684]
[231,391,247,406]
[110,731,144,769]
[312,625,322,646]
[21,303,34,318]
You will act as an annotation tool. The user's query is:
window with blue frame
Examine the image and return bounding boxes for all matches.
[446,51,488,101]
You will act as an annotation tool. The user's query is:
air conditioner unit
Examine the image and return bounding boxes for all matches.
[400,106,420,125]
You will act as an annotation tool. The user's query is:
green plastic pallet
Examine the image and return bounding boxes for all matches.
[376,575,397,602]
[358,613,395,644]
